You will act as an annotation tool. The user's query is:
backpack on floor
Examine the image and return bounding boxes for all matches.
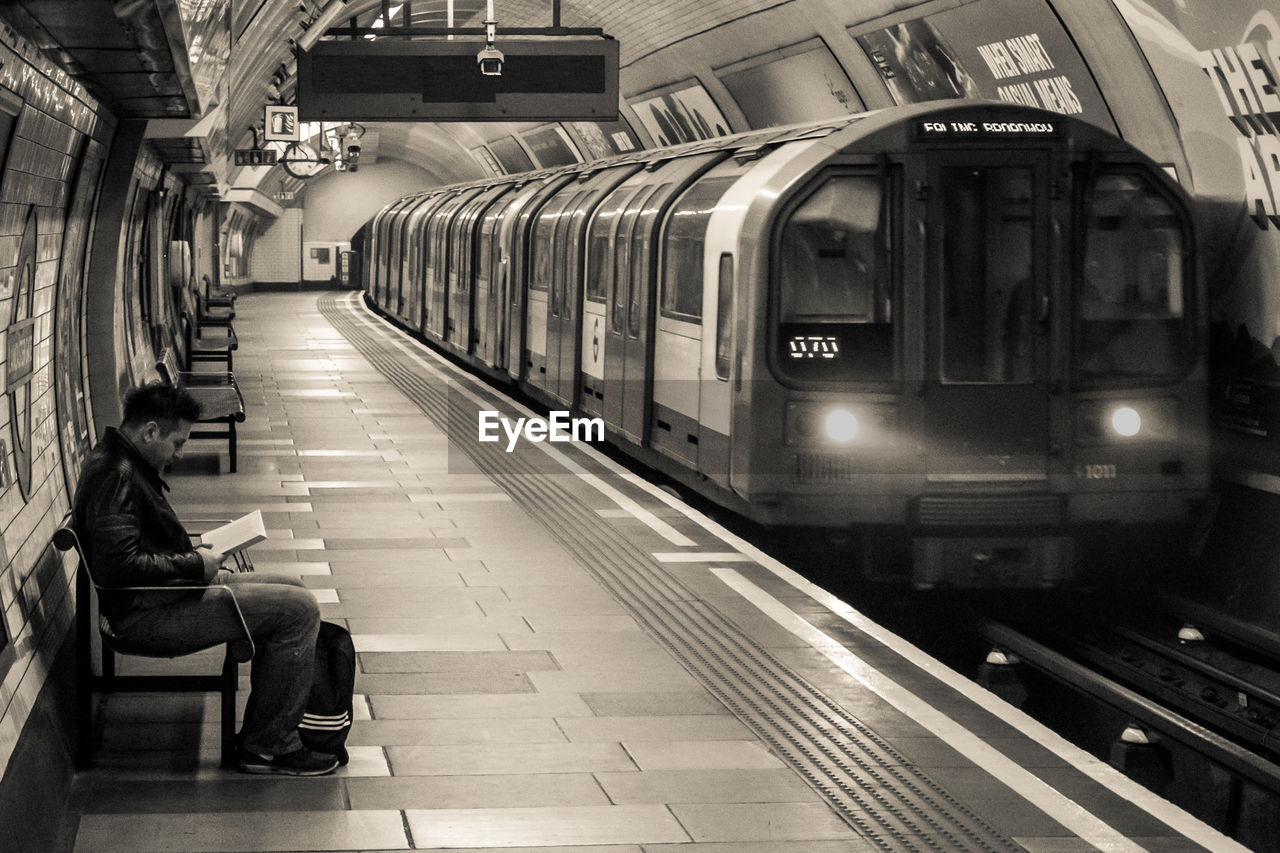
[299,620,355,765]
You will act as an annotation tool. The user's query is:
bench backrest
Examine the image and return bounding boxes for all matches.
[55,525,127,644]
[156,347,182,387]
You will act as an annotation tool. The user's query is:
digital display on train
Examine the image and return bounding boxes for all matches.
[777,323,892,381]
[786,334,841,359]
[917,120,1059,139]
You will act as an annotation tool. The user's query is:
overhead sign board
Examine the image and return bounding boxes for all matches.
[297,38,619,121]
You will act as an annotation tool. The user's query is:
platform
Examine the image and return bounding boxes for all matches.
[57,291,1240,852]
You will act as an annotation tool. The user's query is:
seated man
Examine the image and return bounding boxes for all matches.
[73,382,337,776]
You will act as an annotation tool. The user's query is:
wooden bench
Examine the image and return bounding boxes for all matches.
[182,311,238,371]
[180,284,237,371]
[56,522,255,768]
[157,347,245,473]
[197,290,236,325]
[202,275,236,311]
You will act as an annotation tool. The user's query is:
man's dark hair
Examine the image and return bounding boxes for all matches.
[122,382,202,432]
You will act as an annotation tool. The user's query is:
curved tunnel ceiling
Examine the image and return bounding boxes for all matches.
[216,0,1167,197]
[4,0,1201,207]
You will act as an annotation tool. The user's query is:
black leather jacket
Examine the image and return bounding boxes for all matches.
[72,427,206,623]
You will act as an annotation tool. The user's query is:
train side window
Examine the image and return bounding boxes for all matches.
[587,188,630,303]
[452,203,472,293]
[563,198,586,316]
[774,173,894,382]
[1076,171,1190,381]
[661,176,737,322]
[430,201,450,285]
[553,190,590,316]
[630,184,670,336]
[531,193,574,293]
[716,253,734,380]
[591,184,640,319]
[478,205,502,297]
[613,192,653,333]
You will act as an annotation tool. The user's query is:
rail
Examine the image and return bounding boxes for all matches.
[980,619,1280,795]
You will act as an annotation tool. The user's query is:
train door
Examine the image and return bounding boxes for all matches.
[388,199,418,320]
[604,183,666,443]
[476,197,506,368]
[435,189,484,347]
[404,195,446,331]
[374,198,411,312]
[545,189,591,405]
[550,168,639,406]
[368,205,390,308]
[584,184,645,420]
[923,152,1051,481]
[510,175,576,383]
[494,179,557,376]
[450,185,509,356]
[420,194,457,340]
[527,190,578,395]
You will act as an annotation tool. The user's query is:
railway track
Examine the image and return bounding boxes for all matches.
[977,593,1280,842]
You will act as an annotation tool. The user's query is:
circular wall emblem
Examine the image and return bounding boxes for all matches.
[8,206,37,501]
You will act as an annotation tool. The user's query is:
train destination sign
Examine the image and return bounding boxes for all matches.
[917,119,1059,139]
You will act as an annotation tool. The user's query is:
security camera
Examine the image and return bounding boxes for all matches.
[477,45,504,76]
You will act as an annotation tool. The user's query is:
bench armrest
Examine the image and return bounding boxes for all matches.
[96,582,256,661]
[178,369,237,386]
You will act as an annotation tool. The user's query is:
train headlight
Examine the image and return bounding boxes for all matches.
[825,408,859,443]
[1075,399,1178,445]
[785,402,895,447]
[1111,406,1141,437]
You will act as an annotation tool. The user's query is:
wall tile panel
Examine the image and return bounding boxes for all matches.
[0,8,111,788]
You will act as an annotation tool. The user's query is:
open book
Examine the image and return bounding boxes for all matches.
[200,510,267,554]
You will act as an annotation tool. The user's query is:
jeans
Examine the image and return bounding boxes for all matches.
[109,572,321,757]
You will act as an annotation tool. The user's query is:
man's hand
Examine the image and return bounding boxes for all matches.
[196,544,227,582]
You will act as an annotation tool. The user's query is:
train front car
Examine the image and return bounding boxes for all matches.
[731,102,1209,588]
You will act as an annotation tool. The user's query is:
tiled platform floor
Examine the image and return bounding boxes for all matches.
[57,291,1243,853]
[60,293,869,852]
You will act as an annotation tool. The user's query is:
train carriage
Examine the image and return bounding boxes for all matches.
[362,101,1208,588]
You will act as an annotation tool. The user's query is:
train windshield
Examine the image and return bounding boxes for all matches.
[1076,171,1191,382]
[939,166,1036,384]
[775,173,893,381]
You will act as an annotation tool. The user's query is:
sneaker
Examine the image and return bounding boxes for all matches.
[237,746,339,776]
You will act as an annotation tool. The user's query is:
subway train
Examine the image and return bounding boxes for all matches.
[361,100,1210,588]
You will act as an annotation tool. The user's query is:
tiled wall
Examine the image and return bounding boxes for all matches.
[0,17,111,780]
[249,207,303,283]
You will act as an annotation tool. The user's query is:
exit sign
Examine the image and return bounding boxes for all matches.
[235,148,279,166]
